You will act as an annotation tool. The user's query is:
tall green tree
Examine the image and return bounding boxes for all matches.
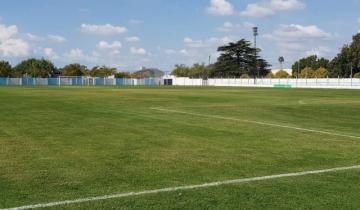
[0,61,12,77]
[292,55,329,77]
[213,39,270,77]
[13,58,57,77]
[89,66,116,77]
[329,33,360,77]
[62,64,87,76]
[171,64,191,77]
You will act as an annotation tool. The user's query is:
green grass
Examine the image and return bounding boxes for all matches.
[1,86,360,209]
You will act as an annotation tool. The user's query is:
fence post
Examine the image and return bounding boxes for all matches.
[327,76,329,86]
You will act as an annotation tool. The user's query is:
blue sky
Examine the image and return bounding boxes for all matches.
[0,0,359,72]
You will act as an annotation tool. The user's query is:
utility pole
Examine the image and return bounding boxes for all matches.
[253,27,258,83]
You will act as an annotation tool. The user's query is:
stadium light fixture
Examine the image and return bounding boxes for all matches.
[253,27,259,79]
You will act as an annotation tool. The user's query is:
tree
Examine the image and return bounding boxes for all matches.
[292,55,329,77]
[266,72,275,78]
[115,72,131,78]
[278,56,285,70]
[13,58,57,77]
[275,70,289,78]
[0,61,12,77]
[89,66,116,77]
[213,39,270,77]
[314,67,329,78]
[299,67,315,78]
[62,64,87,76]
[189,63,211,78]
[171,64,191,77]
[329,33,360,77]
[171,63,212,78]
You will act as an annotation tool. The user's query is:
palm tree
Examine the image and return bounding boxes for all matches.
[278,56,285,70]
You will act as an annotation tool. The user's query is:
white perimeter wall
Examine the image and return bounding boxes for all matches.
[171,77,360,89]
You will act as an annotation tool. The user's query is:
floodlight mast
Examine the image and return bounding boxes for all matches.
[253,27,259,82]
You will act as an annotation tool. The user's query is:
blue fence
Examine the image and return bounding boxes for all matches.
[0,77,163,86]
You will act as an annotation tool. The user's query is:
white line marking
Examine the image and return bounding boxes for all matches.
[2,165,360,210]
[150,107,360,140]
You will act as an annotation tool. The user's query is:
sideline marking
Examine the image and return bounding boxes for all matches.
[151,107,360,140]
[2,165,360,210]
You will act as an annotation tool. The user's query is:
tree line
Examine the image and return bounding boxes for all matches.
[172,33,360,79]
[0,59,144,78]
[172,39,271,79]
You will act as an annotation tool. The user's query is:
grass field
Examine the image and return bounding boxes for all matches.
[1,86,360,209]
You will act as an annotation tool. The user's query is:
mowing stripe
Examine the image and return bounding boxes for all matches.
[2,165,360,210]
[150,107,360,140]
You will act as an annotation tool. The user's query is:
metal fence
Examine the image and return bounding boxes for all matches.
[0,77,162,86]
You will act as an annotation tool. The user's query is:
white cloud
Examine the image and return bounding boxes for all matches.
[264,24,331,41]
[184,36,233,48]
[130,47,147,55]
[217,22,235,32]
[97,41,122,50]
[164,49,177,55]
[184,37,194,44]
[43,47,59,59]
[240,4,275,17]
[305,46,331,57]
[0,23,29,57]
[0,24,17,40]
[217,21,256,32]
[125,36,140,42]
[180,49,190,56]
[80,23,127,35]
[271,0,305,11]
[47,34,66,43]
[207,0,234,16]
[26,33,43,41]
[64,48,99,63]
[263,24,333,65]
[240,0,305,17]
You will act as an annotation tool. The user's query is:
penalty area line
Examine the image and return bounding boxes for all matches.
[150,107,360,140]
[2,165,360,210]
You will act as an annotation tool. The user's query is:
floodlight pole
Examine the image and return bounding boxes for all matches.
[253,27,259,84]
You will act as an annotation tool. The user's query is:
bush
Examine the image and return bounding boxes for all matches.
[299,67,315,78]
[266,72,275,78]
[115,72,132,78]
[275,70,290,78]
[314,67,328,78]
[62,64,87,76]
[354,72,360,78]
[240,74,250,78]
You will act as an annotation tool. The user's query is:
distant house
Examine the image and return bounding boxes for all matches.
[132,67,165,78]
[271,69,293,76]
